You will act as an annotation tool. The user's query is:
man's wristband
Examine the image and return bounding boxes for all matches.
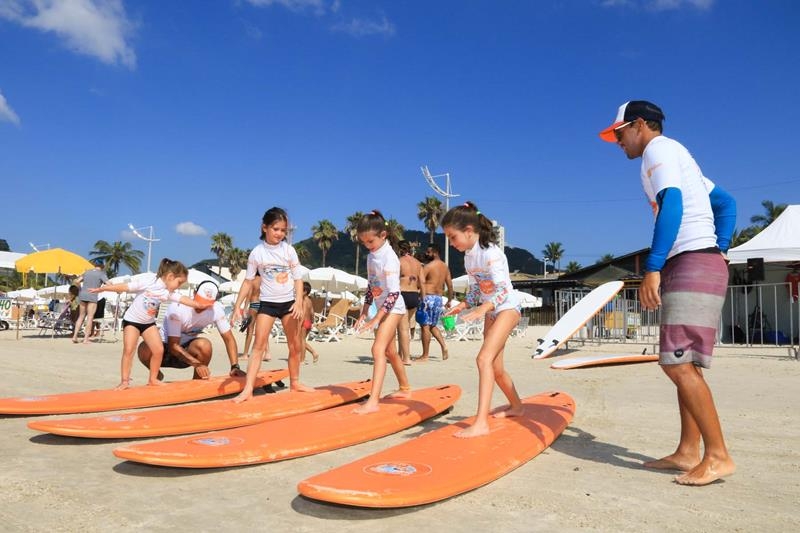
[231,363,240,371]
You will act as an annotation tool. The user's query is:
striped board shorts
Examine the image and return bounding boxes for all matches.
[659,250,728,369]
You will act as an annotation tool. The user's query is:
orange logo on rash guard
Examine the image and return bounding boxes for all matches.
[276,272,289,284]
[646,162,662,178]
[479,279,495,294]
[372,286,383,297]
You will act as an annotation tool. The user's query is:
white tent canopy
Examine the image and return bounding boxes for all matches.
[727,205,800,264]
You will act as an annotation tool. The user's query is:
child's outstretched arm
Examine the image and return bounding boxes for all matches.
[89,282,129,294]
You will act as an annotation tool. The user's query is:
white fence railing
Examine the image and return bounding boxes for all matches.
[555,282,799,350]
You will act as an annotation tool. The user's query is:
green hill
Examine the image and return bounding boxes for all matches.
[294,230,544,278]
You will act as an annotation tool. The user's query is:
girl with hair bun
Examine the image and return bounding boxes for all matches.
[441,201,523,438]
[352,210,412,414]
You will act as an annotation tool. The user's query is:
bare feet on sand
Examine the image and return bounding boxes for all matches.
[454,422,490,438]
[644,453,699,472]
[412,356,429,363]
[442,349,449,361]
[674,457,736,486]
[492,405,524,418]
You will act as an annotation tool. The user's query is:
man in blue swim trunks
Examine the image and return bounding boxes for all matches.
[415,244,453,361]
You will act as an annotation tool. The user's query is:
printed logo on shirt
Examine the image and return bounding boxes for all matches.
[646,162,663,178]
[478,277,495,295]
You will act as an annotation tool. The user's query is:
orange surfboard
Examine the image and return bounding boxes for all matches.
[27,380,371,438]
[0,369,288,416]
[550,353,659,370]
[298,391,575,508]
[113,384,461,468]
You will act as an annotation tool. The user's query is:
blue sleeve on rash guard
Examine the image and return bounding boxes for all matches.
[645,187,683,272]
[708,185,736,252]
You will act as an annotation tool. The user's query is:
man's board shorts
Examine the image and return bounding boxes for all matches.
[161,338,202,369]
[659,248,727,369]
[416,295,444,327]
[258,300,295,318]
[401,291,420,310]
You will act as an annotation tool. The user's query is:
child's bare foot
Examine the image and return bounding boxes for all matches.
[442,349,449,361]
[232,390,253,404]
[386,388,411,399]
[352,402,380,415]
[412,356,429,363]
[674,457,736,486]
[454,422,490,438]
[493,405,524,418]
[147,379,166,387]
[290,382,316,393]
[644,453,699,472]
[114,382,130,391]
[312,354,319,363]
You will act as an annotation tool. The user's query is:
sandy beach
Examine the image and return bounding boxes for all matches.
[1,326,798,532]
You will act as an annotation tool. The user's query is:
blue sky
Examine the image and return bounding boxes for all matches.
[1,0,799,273]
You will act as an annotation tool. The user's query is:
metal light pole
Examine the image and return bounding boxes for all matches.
[128,224,160,273]
[421,165,460,266]
[28,242,50,285]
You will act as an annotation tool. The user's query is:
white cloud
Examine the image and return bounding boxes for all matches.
[331,16,395,38]
[0,0,137,69]
[175,222,208,237]
[245,0,329,16]
[0,91,21,126]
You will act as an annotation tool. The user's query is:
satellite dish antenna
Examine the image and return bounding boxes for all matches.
[421,165,460,265]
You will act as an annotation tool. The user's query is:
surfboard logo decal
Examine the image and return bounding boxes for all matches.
[104,415,144,422]
[189,436,244,447]
[364,462,432,477]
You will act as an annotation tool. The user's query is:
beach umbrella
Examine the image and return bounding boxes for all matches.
[6,288,38,300]
[451,275,469,292]
[512,290,542,308]
[187,268,217,288]
[15,248,93,276]
[219,280,242,293]
[36,285,73,299]
[305,267,366,293]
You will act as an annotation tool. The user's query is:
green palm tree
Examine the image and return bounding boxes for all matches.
[417,196,444,243]
[750,200,787,228]
[565,261,582,274]
[294,243,311,265]
[344,211,365,276]
[311,220,338,267]
[90,240,144,277]
[226,247,249,280]
[731,226,759,248]
[385,218,405,245]
[596,253,615,265]
[542,242,564,272]
[210,233,233,276]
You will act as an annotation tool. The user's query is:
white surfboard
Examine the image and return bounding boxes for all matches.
[532,281,624,360]
[550,353,658,370]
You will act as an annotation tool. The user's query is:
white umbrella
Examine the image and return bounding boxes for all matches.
[219,280,242,293]
[36,285,72,298]
[304,267,365,293]
[187,268,217,288]
[512,290,541,308]
[451,275,469,292]
[7,288,38,300]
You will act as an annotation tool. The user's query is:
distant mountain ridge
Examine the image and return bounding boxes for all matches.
[293,230,544,278]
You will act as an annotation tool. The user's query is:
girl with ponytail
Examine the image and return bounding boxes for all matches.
[441,201,523,438]
[352,210,412,413]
